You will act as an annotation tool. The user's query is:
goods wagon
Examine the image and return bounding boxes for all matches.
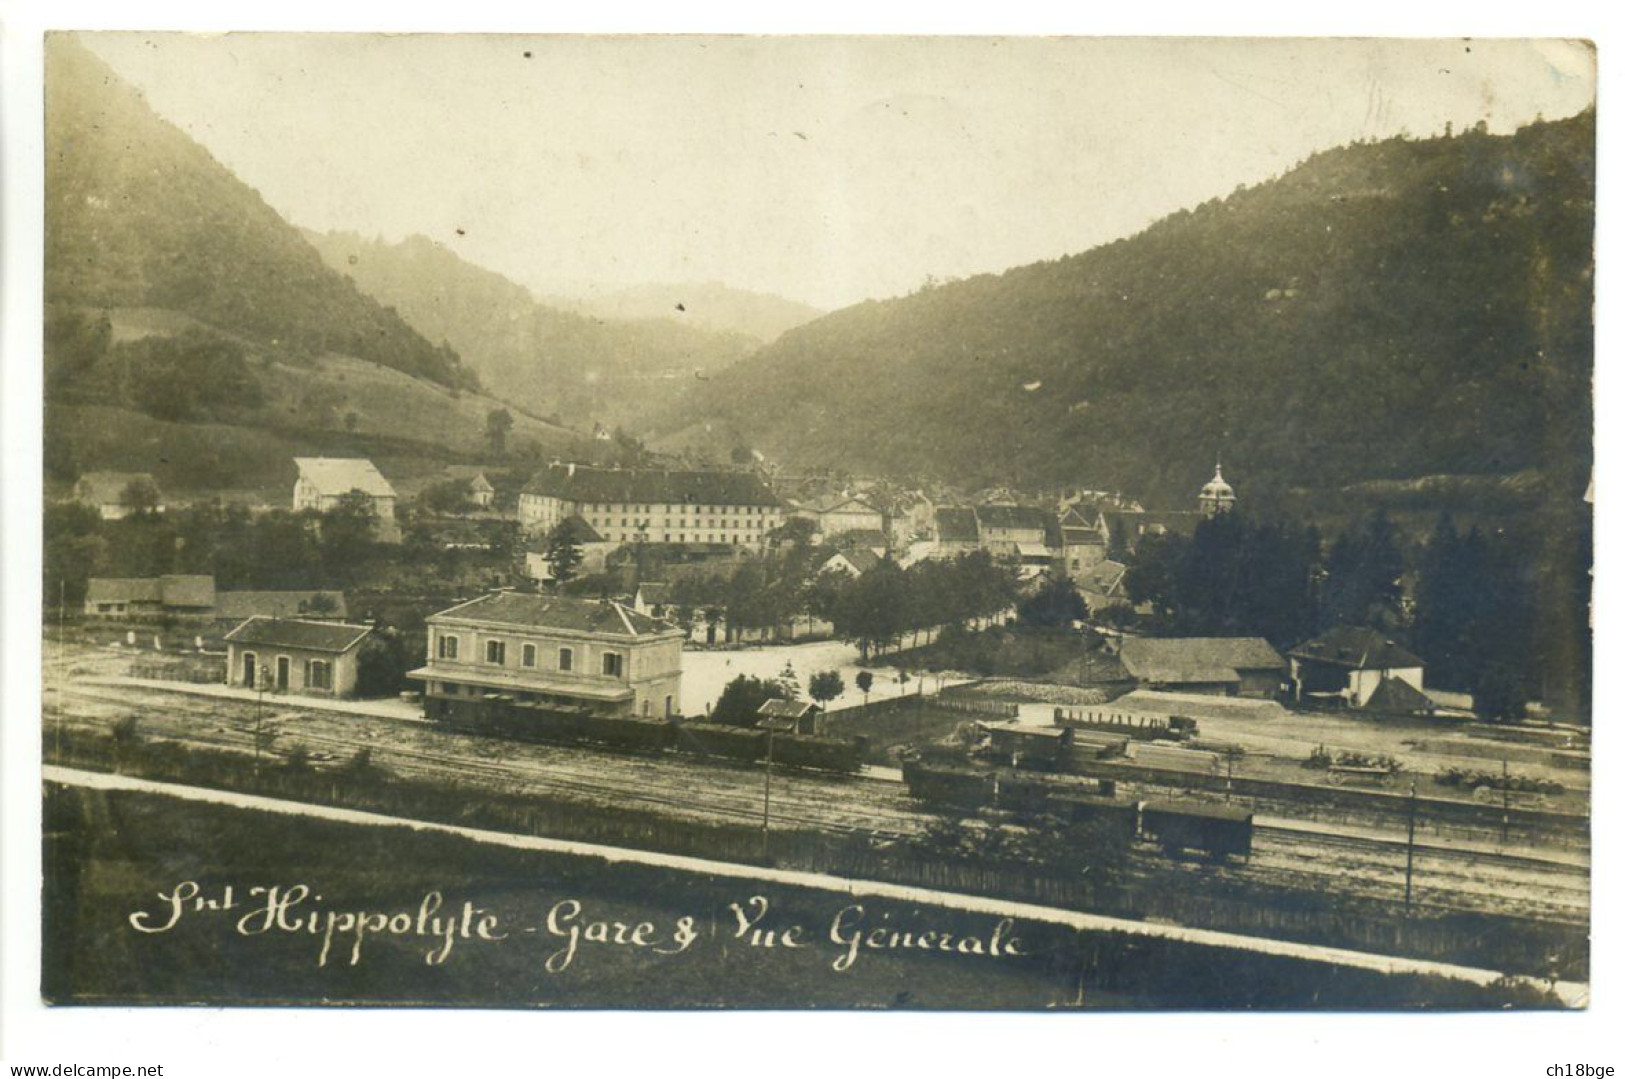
[1139,800,1253,861]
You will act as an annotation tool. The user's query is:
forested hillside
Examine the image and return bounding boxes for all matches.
[307,232,761,427]
[43,37,587,495]
[656,112,1593,507]
[45,38,475,390]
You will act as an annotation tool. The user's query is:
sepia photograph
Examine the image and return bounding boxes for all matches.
[19,26,1598,1024]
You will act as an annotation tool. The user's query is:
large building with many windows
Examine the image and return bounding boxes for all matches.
[517,463,781,546]
[408,591,685,721]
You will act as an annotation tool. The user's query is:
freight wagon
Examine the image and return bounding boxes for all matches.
[1139,800,1254,861]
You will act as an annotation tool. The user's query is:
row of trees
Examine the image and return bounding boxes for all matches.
[45,492,397,606]
[643,549,1022,660]
[1121,508,1578,719]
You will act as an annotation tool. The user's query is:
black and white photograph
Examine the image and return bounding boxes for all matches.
[1,12,1614,1074]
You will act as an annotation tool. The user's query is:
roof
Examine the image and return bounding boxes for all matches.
[799,491,881,516]
[294,457,396,499]
[84,575,214,608]
[1288,626,1424,670]
[825,548,882,574]
[1062,526,1105,546]
[1362,676,1436,715]
[935,507,980,543]
[635,581,672,604]
[1079,560,1128,596]
[1120,637,1286,685]
[834,528,889,549]
[1141,801,1253,823]
[1016,542,1054,559]
[223,617,372,653]
[975,504,1052,532]
[758,699,818,720]
[215,591,348,621]
[76,471,159,506]
[523,464,778,508]
[429,592,677,637]
[85,578,161,605]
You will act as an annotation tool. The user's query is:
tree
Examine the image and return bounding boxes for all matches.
[486,408,513,456]
[711,675,783,726]
[777,660,803,700]
[1320,510,1404,631]
[730,444,755,466]
[120,477,162,517]
[1017,572,1089,630]
[319,490,380,581]
[356,633,412,698]
[543,521,585,586]
[809,670,845,708]
[420,478,474,515]
[855,670,874,710]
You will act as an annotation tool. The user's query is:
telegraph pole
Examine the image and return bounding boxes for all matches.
[1501,758,1512,846]
[1404,781,1418,914]
[761,729,775,864]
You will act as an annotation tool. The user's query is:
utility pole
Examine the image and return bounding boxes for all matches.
[1404,781,1418,914]
[761,729,775,864]
[1501,758,1511,846]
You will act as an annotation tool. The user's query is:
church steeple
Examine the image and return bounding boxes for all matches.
[1198,459,1236,517]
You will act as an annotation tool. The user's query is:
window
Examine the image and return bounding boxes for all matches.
[438,634,459,660]
[603,653,624,677]
[558,647,573,672]
[665,695,674,718]
[307,660,332,690]
[641,700,651,717]
[522,643,537,668]
[486,640,506,665]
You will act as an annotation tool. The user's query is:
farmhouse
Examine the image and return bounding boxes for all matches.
[1288,626,1426,709]
[293,457,400,542]
[223,617,372,698]
[409,591,685,721]
[74,471,163,519]
[84,575,215,622]
[1119,637,1287,698]
[519,463,781,547]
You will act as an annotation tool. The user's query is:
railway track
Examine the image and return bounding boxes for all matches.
[43,684,921,840]
[43,680,1591,920]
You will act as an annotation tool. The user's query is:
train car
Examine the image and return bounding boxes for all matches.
[1047,794,1140,844]
[1139,800,1253,861]
[902,760,996,812]
[976,723,1075,771]
[772,734,862,774]
[673,721,767,762]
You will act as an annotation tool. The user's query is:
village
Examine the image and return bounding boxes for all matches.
[39,446,1591,993]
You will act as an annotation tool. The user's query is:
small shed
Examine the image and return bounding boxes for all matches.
[757,698,821,736]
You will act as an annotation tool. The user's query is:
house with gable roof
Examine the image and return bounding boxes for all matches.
[293,457,400,542]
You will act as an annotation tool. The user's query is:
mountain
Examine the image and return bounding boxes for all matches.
[45,37,474,391]
[652,113,1594,507]
[43,36,586,497]
[556,282,823,343]
[305,232,761,430]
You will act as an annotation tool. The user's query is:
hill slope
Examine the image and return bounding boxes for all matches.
[43,36,588,495]
[557,281,823,343]
[305,232,761,429]
[45,37,475,391]
[655,113,1593,505]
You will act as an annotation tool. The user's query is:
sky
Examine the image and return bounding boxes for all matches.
[81,34,1594,311]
